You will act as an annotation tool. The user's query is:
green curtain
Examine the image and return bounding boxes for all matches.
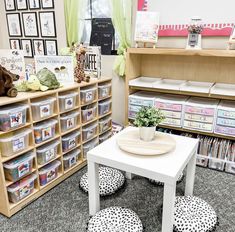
[111,0,132,77]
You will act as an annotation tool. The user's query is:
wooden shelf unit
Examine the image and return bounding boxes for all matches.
[0,77,112,217]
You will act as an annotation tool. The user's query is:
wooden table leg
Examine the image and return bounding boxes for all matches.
[88,161,100,216]
[185,150,197,196]
[162,182,176,232]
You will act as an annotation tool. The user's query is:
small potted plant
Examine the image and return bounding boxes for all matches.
[134,106,165,142]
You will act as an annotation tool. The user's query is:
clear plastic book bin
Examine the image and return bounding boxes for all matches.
[98,83,111,99]
[62,130,81,152]
[59,92,78,112]
[63,149,81,171]
[60,111,80,132]
[80,86,96,105]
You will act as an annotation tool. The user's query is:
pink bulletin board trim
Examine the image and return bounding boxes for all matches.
[138,0,148,11]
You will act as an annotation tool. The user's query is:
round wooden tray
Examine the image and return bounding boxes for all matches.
[116,130,176,156]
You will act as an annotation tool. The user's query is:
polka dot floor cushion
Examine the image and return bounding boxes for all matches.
[80,167,125,196]
[174,196,218,232]
[87,207,143,232]
[149,172,184,186]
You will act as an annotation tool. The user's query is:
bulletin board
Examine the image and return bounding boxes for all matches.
[138,0,234,37]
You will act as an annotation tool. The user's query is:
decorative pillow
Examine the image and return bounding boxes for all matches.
[87,207,143,232]
[149,172,184,186]
[174,196,218,232]
[80,167,125,196]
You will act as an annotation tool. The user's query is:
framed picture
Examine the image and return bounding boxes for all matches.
[22,12,39,37]
[4,0,16,11]
[45,40,57,55]
[6,13,22,37]
[16,0,27,10]
[21,39,33,58]
[41,0,54,9]
[39,11,56,37]
[33,39,45,55]
[9,39,21,50]
[28,0,40,9]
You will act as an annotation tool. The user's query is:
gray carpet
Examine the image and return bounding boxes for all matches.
[0,166,234,232]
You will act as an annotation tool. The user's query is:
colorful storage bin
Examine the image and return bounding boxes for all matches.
[60,111,80,132]
[83,138,99,160]
[80,86,96,105]
[82,122,98,142]
[81,104,97,123]
[99,130,112,143]
[38,160,61,186]
[58,92,78,112]
[63,148,81,171]
[98,99,111,116]
[99,116,112,133]
[62,130,80,152]
[0,104,28,132]
[3,151,35,182]
[7,173,37,203]
[98,83,111,99]
[36,140,60,165]
[31,97,56,121]
[0,128,31,157]
[33,119,57,144]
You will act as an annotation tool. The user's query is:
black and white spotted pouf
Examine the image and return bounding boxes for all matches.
[87,207,143,232]
[80,167,125,196]
[174,196,218,232]
[149,172,184,186]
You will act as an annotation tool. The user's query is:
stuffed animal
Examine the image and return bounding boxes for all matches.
[26,75,49,91]
[0,65,19,97]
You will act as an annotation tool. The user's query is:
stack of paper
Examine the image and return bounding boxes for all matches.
[210,83,235,96]
[129,77,161,88]
[153,79,186,91]
[180,81,214,94]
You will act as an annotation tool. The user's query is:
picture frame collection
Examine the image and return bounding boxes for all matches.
[5,0,57,58]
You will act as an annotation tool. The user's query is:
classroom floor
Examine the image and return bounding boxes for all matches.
[0,166,234,232]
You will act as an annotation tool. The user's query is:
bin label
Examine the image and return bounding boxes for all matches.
[18,161,30,178]
[19,183,31,199]
[101,88,108,97]
[10,111,23,127]
[47,168,56,182]
[66,118,75,129]
[13,137,25,152]
[40,104,51,118]
[68,138,76,149]
[65,97,74,110]
[69,156,77,167]
[45,148,55,162]
[85,91,93,102]
[42,127,52,141]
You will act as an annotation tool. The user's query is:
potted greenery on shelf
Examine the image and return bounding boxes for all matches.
[134,106,165,142]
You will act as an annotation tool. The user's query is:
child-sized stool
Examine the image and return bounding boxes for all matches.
[80,166,125,196]
[174,196,218,232]
[87,207,143,232]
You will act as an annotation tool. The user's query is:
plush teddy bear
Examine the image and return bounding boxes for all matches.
[0,65,19,97]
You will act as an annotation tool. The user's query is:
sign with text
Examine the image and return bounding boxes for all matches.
[34,55,74,84]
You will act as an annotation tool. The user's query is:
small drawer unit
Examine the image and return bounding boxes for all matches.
[196,155,209,167]
[63,148,81,171]
[58,92,78,112]
[0,128,31,157]
[82,122,98,142]
[98,83,111,99]
[62,130,81,152]
[81,104,97,123]
[31,97,56,121]
[60,111,80,132]
[36,140,60,165]
[183,97,219,132]
[225,162,235,174]
[0,104,29,132]
[33,119,57,144]
[99,115,112,133]
[7,173,37,203]
[38,160,61,186]
[99,130,112,143]
[83,138,99,160]
[208,158,225,171]
[98,99,111,116]
[3,151,35,182]
[80,86,96,105]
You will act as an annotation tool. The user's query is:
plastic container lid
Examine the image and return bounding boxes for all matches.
[36,139,60,153]
[33,119,58,130]
[7,173,37,193]
[31,97,56,106]
[80,87,96,93]
[63,149,81,161]
[99,100,111,106]
[0,128,31,142]
[58,92,78,99]
[62,130,80,141]
[0,103,29,115]
[60,111,80,120]
[3,151,35,169]
[98,83,111,88]
[38,160,61,175]
[83,123,98,132]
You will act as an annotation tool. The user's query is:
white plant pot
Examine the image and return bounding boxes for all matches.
[139,126,156,142]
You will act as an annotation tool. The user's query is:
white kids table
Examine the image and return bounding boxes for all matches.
[87,127,199,232]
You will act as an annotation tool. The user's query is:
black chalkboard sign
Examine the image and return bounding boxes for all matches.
[90,18,114,55]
